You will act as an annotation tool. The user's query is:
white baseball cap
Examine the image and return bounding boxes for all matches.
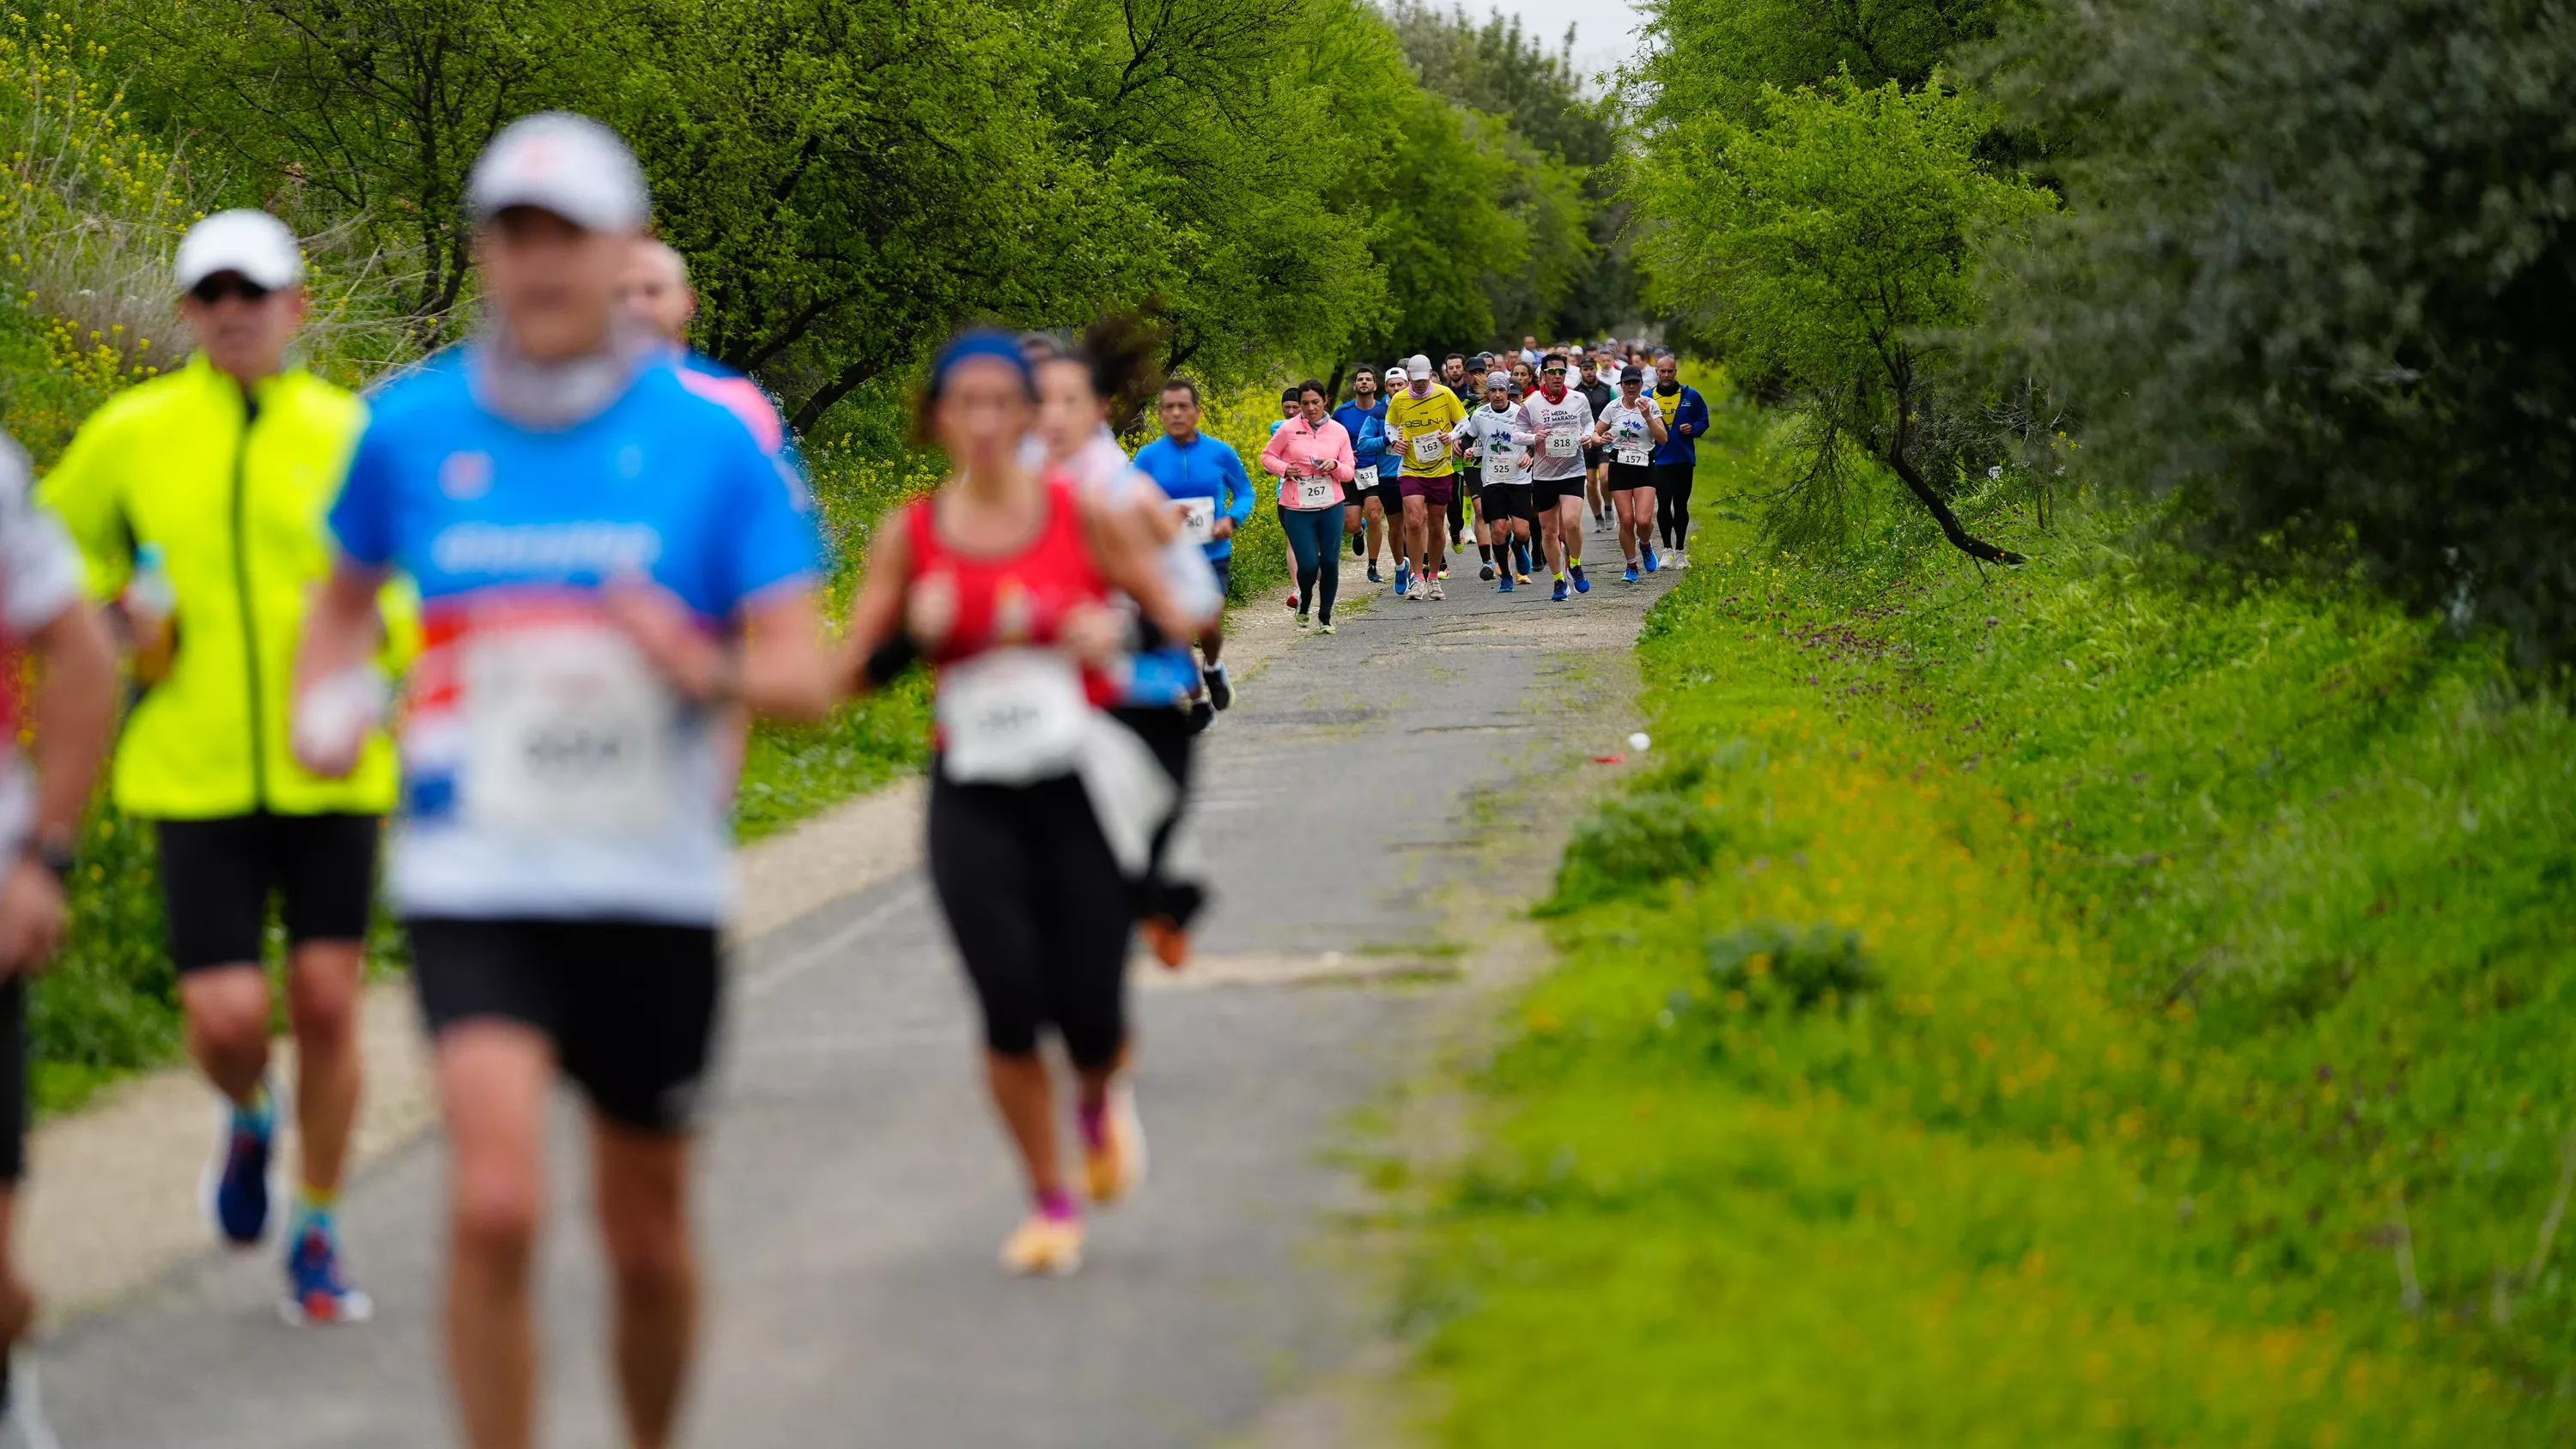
[1384,363,1408,384]
[1405,353,1431,376]
[467,112,650,233]
[175,209,303,293]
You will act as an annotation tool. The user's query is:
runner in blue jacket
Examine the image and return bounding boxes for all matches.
[1649,353,1712,568]
[1333,366,1389,573]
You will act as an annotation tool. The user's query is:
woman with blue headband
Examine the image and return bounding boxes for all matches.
[841,328,1198,1276]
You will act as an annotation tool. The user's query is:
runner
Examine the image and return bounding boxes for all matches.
[0,433,113,1433]
[1437,355,1476,572]
[1383,354,1465,601]
[1330,367,1388,570]
[842,329,1195,1278]
[1520,352,1595,602]
[1651,353,1710,568]
[40,207,410,1325]
[1378,363,1416,596]
[1029,314,1224,969]
[1257,379,1357,633]
[1456,372,1535,593]
[291,112,835,1449]
[1131,379,1255,731]
[1591,364,1669,580]
[617,239,798,464]
[1577,355,1617,531]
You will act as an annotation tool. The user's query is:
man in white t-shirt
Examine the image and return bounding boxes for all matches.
[1518,353,1595,602]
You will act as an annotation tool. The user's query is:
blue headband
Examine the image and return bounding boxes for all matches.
[929,329,1034,400]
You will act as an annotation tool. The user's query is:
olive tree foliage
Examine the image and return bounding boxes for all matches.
[1983,0,2576,665]
[1633,76,2052,561]
[100,0,1424,420]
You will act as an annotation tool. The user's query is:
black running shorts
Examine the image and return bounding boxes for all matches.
[157,812,380,973]
[1531,475,1583,511]
[409,917,722,1134]
[1607,460,1657,494]
[1480,482,1535,525]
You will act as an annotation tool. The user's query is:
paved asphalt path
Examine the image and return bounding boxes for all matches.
[34,543,1678,1447]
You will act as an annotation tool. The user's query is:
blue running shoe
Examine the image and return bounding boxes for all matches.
[1571,565,1590,595]
[1624,562,1641,583]
[1394,561,1411,597]
[1498,574,1515,593]
[205,1092,276,1247]
[280,1219,374,1326]
[1551,578,1569,603]
[1643,544,1661,573]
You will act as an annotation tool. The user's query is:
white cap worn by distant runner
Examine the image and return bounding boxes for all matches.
[1384,363,1409,385]
[174,209,304,293]
[466,112,651,233]
[1405,353,1432,377]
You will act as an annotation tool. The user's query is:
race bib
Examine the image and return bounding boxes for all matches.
[1178,495,1217,545]
[1412,433,1446,464]
[938,646,1090,785]
[463,625,678,838]
[1545,432,1578,458]
[1617,446,1650,467]
[1295,475,1339,509]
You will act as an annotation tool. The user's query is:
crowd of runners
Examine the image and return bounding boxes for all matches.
[0,106,1707,1449]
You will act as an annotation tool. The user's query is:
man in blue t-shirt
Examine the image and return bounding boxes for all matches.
[293,111,833,1449]
[1333,365,1392,581]
[1131,378,1254,729]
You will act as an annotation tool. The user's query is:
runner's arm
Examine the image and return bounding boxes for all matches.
[1645,403,1668,444]
[292,560,389,779]
[1255,426,1294,478]
[1218,446,1255,529]
[840,522,916,698]
[21,598,112,853]
[1079,494,1197,643]
[1326,423,1355,483]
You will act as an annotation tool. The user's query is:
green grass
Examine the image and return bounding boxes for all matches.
[1407,396,2576,1444]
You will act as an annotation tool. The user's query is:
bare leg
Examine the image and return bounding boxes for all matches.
[1402,496,1431,584]
[285,939,365,1197]
[438,1022,552,1449]
[594,1119,698,1449]
[180,964,273,1106]
[985,1050,1064,1198]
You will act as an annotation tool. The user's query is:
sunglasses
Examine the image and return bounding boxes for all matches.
[188,275,275,306]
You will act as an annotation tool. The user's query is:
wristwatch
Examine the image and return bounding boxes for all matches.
[32,832,76,887]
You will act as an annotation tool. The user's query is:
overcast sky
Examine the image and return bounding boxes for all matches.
[1485,0,1647,85]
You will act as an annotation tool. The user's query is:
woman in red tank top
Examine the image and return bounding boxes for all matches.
[841,330,1195,1278]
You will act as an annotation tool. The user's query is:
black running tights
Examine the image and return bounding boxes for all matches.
[927,771,1133,1067]
[1655,462,1696,549]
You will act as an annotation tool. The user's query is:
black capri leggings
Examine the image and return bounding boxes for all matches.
[927,770,1133,1067]
[1110,705,1205,930]
[1655,461,1697,549]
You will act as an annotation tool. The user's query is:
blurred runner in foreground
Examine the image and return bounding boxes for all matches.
[295,112,830,1449]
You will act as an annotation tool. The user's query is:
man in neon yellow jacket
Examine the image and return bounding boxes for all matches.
[39,209,411,1325]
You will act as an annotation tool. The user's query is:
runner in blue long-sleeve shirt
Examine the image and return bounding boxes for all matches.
[1650,353,1713,568]
[1132,378,1255,729]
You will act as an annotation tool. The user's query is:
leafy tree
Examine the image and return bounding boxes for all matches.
[1985,0,2576,665]
[1633,76,2053,561]
[1626,0,1998,126]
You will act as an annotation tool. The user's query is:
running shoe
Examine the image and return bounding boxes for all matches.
[1642,544,1661,573]
[1498,574,1515,594]
[1515,569,1533,585]
[1394,561,1411,597]
[1319,621,1338,635]
[204,1087,276,1247]
[1551,578,1569,603]
[1429,579,1446,601]
[1296,609,1311,630]
[1479,562,1495,581]
[1142,915,1192,969]
[1188,700,1215,735]
[1571,564,1590,594]
[1084,1081,1149,1205]
[1624,561,1641,583]
[1000,1209,1084,1276]
[1204,665,1232,712]
[280,1219,374,1326]
[1367,562,1382,584]
[1437,567,1449,581]
[1408,576,1429,601]
[1671,549,1690,570]
[1350,532,1364,558]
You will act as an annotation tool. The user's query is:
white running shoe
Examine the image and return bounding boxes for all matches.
[1409,577,1428,601]
[1428,579,1446,601]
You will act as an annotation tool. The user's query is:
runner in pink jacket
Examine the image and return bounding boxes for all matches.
[1256,382,1358,631]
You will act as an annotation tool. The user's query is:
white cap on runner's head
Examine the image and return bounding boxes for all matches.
[1384,363,1408,384]
[175,209,303,292]
[1405,354,1431,377]
[468,112,651,233]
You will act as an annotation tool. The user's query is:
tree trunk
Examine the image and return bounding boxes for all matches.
[1886,451,2027,565]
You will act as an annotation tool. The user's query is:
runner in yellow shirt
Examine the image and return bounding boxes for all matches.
[1382,353,1466,600]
